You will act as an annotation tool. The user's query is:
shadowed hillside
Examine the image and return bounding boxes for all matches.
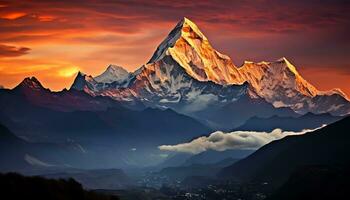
[266,165,348,200]
[0,173,119,200]
[219,116,350,186]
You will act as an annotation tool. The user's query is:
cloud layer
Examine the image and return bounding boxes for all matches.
[159,126,324,154]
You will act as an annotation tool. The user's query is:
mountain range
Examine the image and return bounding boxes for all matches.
[0,17,349,170]
[69,17,349,128]
[0,87,210,168]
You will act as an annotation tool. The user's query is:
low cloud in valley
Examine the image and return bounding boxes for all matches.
[159,126,324,154]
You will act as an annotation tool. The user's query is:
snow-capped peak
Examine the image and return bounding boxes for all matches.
[276,57,300,76]
[181,17,208,41]
[106,64,128,73]
[95,64,130,83]
[66,17,349,117]
[148,18,185,63]
[319,88,349,100]
[147,17,242,85]
[147,17,212,64]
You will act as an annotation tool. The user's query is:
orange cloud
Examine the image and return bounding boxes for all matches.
[1,12,26,20]
[37,15,55,22]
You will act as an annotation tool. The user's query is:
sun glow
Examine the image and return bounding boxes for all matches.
[1,12,26,20]
[58,66,79,77]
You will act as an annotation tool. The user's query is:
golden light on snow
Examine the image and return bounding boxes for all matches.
[0,1,348,96]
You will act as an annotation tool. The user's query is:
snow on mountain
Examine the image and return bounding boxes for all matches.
[143,17,349,116]
[237,58,318,107]
[68,17,349,126]
[127,55,247,113]
[239,58,317,98]
[237,58,350,115]
[149,17,243,85]
[70,64,133,95]
[69,17,249,115]
[95,64,131,84]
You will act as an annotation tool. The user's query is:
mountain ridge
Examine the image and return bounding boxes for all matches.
[7,17,350,130]
[234,112,342,132]
[218,116,350,186]
[66,17,349,119]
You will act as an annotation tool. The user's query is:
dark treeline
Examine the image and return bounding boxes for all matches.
[0,173,119,200]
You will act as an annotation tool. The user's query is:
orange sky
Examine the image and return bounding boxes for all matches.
[0,0,349,96]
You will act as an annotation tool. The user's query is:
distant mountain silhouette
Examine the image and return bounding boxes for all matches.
[158,157,238,181]
[157,149,253,169]
[0,123,30,171]
[219,116,350,186]
[182,150,253,166]
[0,123,97,172]
[195,95,299,129]
[43,169,133,190]
[0,85,211,168]
[235,112,342,132]
[12,77,138,111]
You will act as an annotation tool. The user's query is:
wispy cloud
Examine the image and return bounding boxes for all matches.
[159,126,325,154]
[0,44,30,58]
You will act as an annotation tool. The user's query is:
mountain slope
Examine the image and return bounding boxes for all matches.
[142,18,350,116]
[71,57,251,128]
[235,112,342,132]
[95,64,131,84]
[68,17,349,129]
[0,80,212,168]
[238,58,350,115]
[0,123,90,172]
[0,100,211,169]
[266,166,348,200]
[200,95,299,128]
[182,149,253,166]
[149,17,242,85]
[146,17,350,116]
[1,87,211,143]
[158,158,239,181]
[12,77,133,112]
[0,123,30,171]
[218,116,350,186]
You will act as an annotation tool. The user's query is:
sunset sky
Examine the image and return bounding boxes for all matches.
[0,0,349,96]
